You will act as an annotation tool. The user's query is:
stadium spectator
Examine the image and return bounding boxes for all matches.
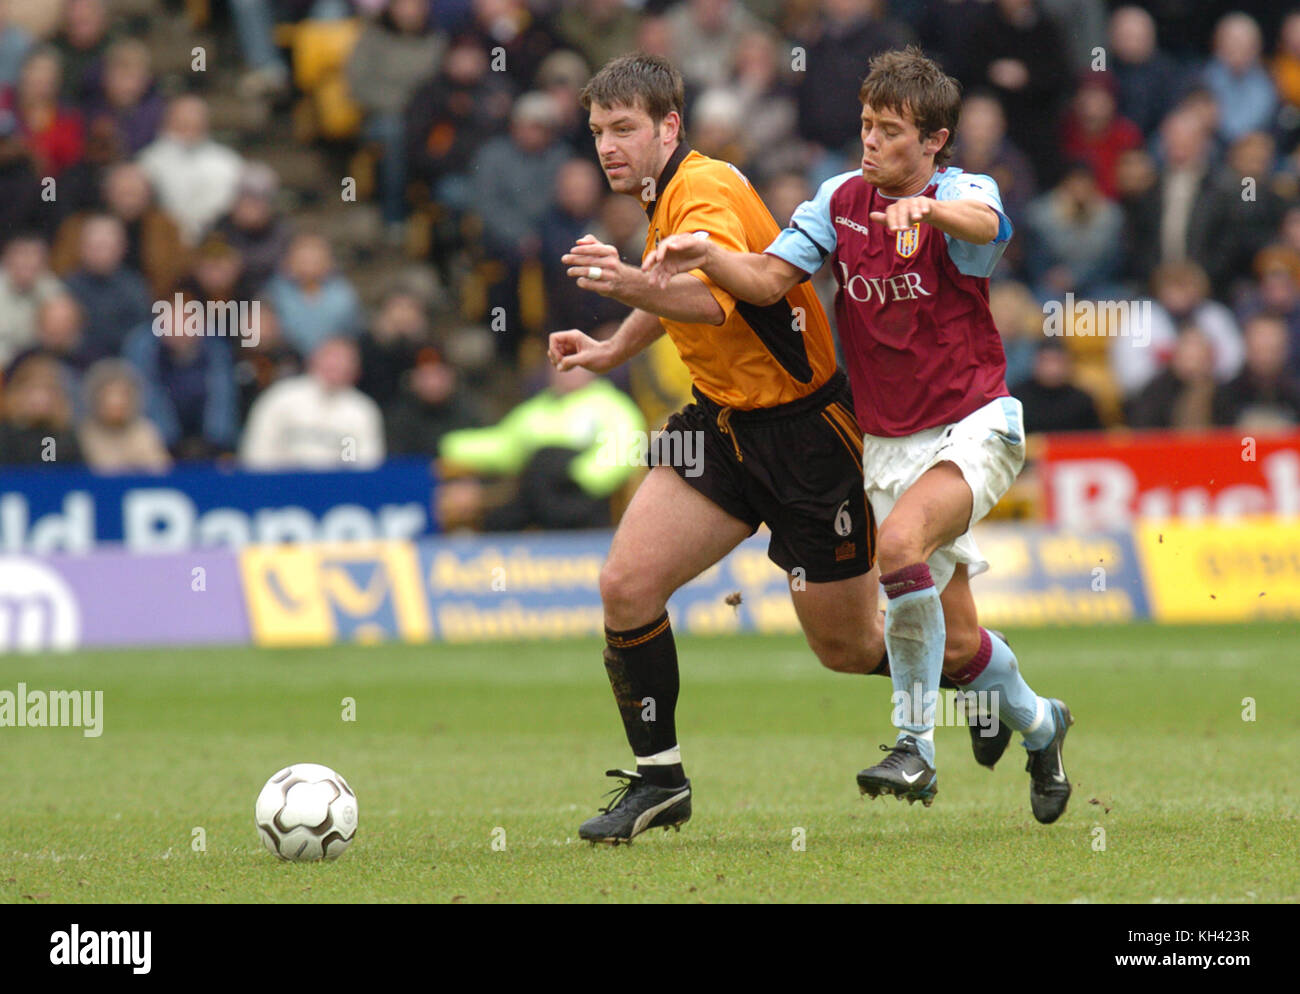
[988,279,1043,390]
[541,158,628,332]
[1235,247,1300,384]
[404,35,512,216]
[84,37,164,156]
[688,88,747,169]
[1059,74,1142,200]
[1202,13,1278,146]
[0,352,83,466]
[556,0,639,74]
[793,0,913,175]
[667,0,759,92]
[1208,132,1288,296]
[0,2,32,91]
[52,0,111,108]
[1107,5,1183,138]
[240,336,385,470]
[465,0,562,92]
[1111,261,1244,398]
[5,46,85,177]
[760,170,813,229]
[0,348,83,465]
[1125,324,1218,429]
[956,91,1036,276]
[1120,110,1223,291]
[1213,314,1300,429]
[214,162,292,295]
[179,234,254,314]
[121,299,239,460]
[703,28,799,181]
[356,287,431,406]
[1025,162,1124,300]
[965,0,1072,187]
[8,293,91,383]
[0,234,62,369]
[62,214,151,362]
[77,357,171,471]
[1038,0,1106,79]
[385,347,487,458]
[535,49,594,157]
[263,232,363,355]
[0,107,43,243]
[346,0,447,236]
[438,362,643,531]
[137,95,244,245]
[468,91,571,359]
[1014,340,1103,433]
[52,161,188,299]
[1268,11,1300,126]
[230,303,302,423]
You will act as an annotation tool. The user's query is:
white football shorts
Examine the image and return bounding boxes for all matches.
[861,396,1026,593]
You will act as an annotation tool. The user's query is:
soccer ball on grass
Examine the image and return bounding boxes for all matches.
[255,763,357,861]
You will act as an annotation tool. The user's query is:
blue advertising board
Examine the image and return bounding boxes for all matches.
[0,457,436,552]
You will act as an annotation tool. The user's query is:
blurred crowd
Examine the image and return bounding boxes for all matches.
[0,0,1298,527]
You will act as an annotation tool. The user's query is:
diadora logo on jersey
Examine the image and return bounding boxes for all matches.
[896,223,921,258]
[836,262,932,303]
[834,215,871,237]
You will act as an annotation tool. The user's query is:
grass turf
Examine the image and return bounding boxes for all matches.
[1,621,1296,903]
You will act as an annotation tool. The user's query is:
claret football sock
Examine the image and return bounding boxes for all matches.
[603,612,686,788]
[880,563,944,769]
[950,628,1056,750]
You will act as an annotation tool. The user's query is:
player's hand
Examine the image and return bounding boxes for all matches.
[869,197,935,233]
[641,232,710,289]
[563,234,626,297]
[547,328,617,373]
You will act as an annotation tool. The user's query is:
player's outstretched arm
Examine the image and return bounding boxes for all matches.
[563,235,724,325]
[547,307,663,373]
[869,197,1000,245]
[643,233,804,308]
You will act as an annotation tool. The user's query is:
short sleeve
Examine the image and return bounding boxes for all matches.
[666,174,756,321]
[765,170,855,278]
[935,169,1013,278]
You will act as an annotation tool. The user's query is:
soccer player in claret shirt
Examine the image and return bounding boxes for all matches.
[646,46,1074,824]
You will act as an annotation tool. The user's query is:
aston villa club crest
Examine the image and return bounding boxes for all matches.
[895,223,921,258]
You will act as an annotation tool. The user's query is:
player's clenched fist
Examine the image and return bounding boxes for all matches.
[547,328,616,373]
[870,196,935,232]
[641,231,710,289]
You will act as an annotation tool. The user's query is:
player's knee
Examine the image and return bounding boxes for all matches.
[875,520,925,575]
[599,559,666,627]
[810,635,872,674]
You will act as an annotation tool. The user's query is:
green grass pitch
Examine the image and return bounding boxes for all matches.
[2,622,1297,903]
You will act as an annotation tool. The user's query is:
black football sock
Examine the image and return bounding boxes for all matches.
[603,612,685,788]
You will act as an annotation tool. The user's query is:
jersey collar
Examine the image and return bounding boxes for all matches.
[646,141,692,220]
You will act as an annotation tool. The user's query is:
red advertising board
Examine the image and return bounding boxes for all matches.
[1039,430,1300,529]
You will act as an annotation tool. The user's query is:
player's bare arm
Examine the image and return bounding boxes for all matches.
[642,233,804,307]
[869,196,1000,245]
[547,306,662,373]
[563,234,724,324]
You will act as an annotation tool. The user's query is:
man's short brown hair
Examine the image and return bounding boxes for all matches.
[858,46,961,166]
[580,53,686,137]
